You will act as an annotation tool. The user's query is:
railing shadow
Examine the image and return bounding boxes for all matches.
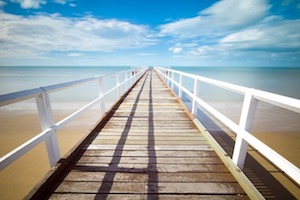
[147,71,159,199]
[197,108,296,200]
[90,70,158,199]
[94,72,150,199]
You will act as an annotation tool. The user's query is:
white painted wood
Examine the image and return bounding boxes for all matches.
[171,71,174,89]
[0,88,42,107]
[192,78,200,116]
[252,89,300,113]
[35,92,54,130]
[35,90,60,167]
[98,77,105,116]
[232,90,258,169]
[125,72,128,90]
[45,130,60,167]
[116,74,120,98]
[178,74,183,99]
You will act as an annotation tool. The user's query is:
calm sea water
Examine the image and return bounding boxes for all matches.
[0,66,131,102]
[172,66,300,101]
[0,66,300,102]
[0,66,130,93]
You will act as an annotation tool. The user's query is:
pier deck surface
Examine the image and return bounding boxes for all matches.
[28,70,249,199]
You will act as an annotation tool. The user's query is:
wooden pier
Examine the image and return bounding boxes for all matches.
[26,70,251,199]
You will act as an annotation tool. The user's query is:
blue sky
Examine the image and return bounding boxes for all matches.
[0,0,299,67]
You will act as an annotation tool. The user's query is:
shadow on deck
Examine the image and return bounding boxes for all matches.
[197,108,297,200]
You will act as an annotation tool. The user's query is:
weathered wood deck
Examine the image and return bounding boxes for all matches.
[27,70,249,199]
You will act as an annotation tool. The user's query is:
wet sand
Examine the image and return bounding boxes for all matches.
[0,101,300,199]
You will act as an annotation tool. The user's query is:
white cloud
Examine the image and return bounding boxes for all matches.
[53,0,75,6]
[160,0,300,66]
[0,12,155,58]
[11,0,46,9]
[188,45,215,56]
[201,0,269,28]
[11,0,76,9]
[67,53,83,57]
[181,19,300,57]
[220,20,300,51]
[160,0,270,38]
[168,44,184,54]
[53,0,67,4]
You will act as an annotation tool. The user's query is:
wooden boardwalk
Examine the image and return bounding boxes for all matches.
[27,70,249,199]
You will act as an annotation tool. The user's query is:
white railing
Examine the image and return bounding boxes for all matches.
[155,66,300,186]
[0,67,147,170]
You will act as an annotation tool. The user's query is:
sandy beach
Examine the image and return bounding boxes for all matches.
[0,101,299,199]
[0,103,102,200]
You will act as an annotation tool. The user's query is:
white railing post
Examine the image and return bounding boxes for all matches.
[166,70,170,86]
[232,89,258,169]
[192,78,200,115]
[171,71,174,89]
[132,70,135,83]
[165,70,168,82]
[178,74,183,99]
[130,70,133,86]
[116,73,120,98]
[35,89,60,167]
[125,72,128,90]
[98,77,105,116]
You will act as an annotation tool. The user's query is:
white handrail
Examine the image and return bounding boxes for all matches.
[0,67,148,170]
[155,66,300,186]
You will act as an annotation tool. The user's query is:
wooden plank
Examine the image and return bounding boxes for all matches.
[99,129,200,134]
[94,135,206,141]
[108,117,192,121]
[63,171,236,182]
[90,139,210,145]
[49,194,249,200]
[96,133,202,137]
[102,125,197,130]
[104,121,193,126]
[82,150,217,157]
[77,157,223,164]
[156,182,245,194]
[103,122,195,127]
[112,112,189,118]
[54,181,245,194]
[119,102,180,106]
[73,163,229,173]
[85,145,213,151]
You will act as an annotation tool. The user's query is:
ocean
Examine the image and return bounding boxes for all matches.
[172,66,300,100]
[1,66,299,99]
[0,66,132,102]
